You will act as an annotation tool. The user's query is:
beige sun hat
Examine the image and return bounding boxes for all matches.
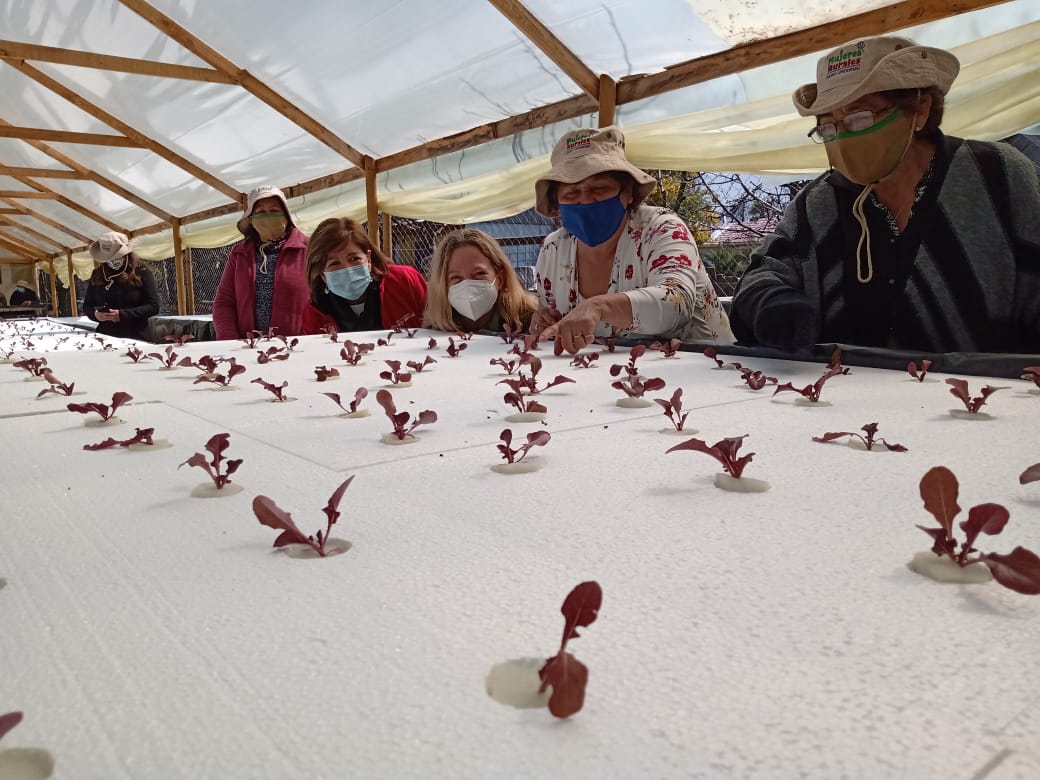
[236,185,293,234]
[534,126,656,217]
[793,35,960,117]
[89,232,133,264]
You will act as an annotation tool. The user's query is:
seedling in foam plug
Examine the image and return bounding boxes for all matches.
[445,337,468,358]
[499,323,520,344]
[1021,366,1040,389]
[538,581,602,718]
[391,315,419,337]
[147,345,180,368]
[83,427,155,451]
[406,356,437,373]
[13,356,48,376]
[667,434,755,478]
[323,387,368,415]
[773,363,848,403]
[194,359,247,387]
[426,337,438,351]
[251,377,290,402]
[377,332,394,347]
[610,345,649,382]
[164,333,195,346]
[340,340,374,365]
[241,330,262,349]
[256,346,290,364]
[177,354,222,375]
[179,433,242,490]
[123,345,150,363]
[498,355,574,396]
[313,365,340,382]
[36,370,74,397]
[594,335,617,352]
[375,389,437,440]
[655,388,691,432]
[907,359,932,382]
[274,334,300,351]
[454,331,474,341]
[253,476,355,558]
[612,375,666,400]
[497,428,551,464]
[380,360,412,385]
[503,388,547,417]
[945,378,1008,414]
[913,466,1040,594]
[321,323,340,342]
[739,368,777,391]
[570,353,599,369]
[67,391,132,422]
[650,338,682,358]
[1020,463,1040,485]
[702,346,741,370]
[812,422,907,452]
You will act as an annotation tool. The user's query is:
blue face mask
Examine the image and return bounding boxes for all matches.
[325,264,372,301]
[559,194,627,246]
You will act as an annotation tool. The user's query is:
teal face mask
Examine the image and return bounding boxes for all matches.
[325,264,372,301]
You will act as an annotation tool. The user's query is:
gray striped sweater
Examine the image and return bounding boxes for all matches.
[731,135,1040,353]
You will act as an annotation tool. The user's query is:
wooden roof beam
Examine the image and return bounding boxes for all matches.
[119,0,366,168]
[487,0,600,99]
[0,166,83,179]
[616,0,1012,103]
[0,199,93,244]
[0,190,56,199]
[0,215,70,251]
[0,126,142,147]
[15,176,126,233]
[0,40,234,83]
[0,234,40,260]
[10,60,242,202]
[0,228,47,255]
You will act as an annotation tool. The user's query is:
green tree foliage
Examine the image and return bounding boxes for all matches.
[644,170,718,244]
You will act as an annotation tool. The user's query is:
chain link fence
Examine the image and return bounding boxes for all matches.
[190,244,234,315]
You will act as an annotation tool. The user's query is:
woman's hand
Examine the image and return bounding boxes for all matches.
[528,306,562,339]
[538,299,605,354]
[95,309,121,322]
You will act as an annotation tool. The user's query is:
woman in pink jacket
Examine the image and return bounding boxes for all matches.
[212,186,311,340]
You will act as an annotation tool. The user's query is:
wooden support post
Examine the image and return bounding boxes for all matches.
[598,74,616,128]
[66,250,78,317]
[172,220,186,315]
[184,246,196,314]
[365,158,379,244]
[48,260,58,316]
[381,213,393,258]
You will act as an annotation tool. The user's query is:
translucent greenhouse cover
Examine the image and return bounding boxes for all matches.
[1,0,1038,278]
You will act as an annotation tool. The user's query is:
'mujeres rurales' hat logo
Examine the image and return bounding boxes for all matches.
[826,44,864,78]
[565,132,593,153]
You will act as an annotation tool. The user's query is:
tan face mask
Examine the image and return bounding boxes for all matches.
[251,213,288,243]
[825,109,916,185]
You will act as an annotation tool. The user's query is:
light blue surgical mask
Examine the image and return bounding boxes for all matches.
[559,194,627,246]
[325,264,372,301]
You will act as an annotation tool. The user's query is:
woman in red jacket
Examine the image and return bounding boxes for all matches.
[212,186,311,340]
[301,218,427,334]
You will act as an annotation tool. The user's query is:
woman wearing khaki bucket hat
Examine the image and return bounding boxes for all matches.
[530,126,732,353]
[731,35,1040,353]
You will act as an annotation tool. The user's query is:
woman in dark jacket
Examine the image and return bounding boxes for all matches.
[83,231,160,341]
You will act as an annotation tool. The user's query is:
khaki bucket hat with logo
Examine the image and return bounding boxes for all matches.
[793,35,960,117]
[236,185,294,235]
[535,126,656,217]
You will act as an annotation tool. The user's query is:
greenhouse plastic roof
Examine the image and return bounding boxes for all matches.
[1,0,1040,269]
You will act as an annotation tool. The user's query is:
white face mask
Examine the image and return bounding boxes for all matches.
[448,279,498,321]
[106,257,127,271]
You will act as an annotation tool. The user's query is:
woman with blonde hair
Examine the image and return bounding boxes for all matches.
[301,217,426,334]
[424,229,537,333]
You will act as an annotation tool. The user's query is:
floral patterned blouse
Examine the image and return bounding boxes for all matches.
[535,205,734,342]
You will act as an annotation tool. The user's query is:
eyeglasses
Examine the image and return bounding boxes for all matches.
[807,107,898,144]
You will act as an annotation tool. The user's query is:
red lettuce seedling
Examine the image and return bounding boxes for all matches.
[773,364,848,403]
[164,333,194,346]
[253,476,354,557]
[570,353,599,369]
[274,334,300,351]
[594,335,617,352]
[406,356,437,373]
[147,345,180,368]
[613,375,666,399]
[945,378,1008,413]
[84,427,155,450]
[179,433,242,489]
[739,367,777,390]
[251,377,289,401]
[195,359,247,387]
[340,340,374,365]
[427,337,438,350]
[455,331,474,341]
[812,422,907,452]
[655,388,690,431]
[177,354,222,374]
[13,356,48,376]
[391,315,419,337]
[313,365,340,382]
[375,388,437,440]
[0,711,24,742]
[256,345,290,364]
[490,353,530,374]
[67,391,133,421]
[503,389,547,416]
[703,347,727,368]
[445,336,468,357]
[499,355,574,395]
[37,370,75,397]
[538,581,602,719]
[1021,366,1040,389]
[650,338,681,358]
[241,330,262,349]
[377,332,394,346]
[610,345,648,381]
[907,359,932,382]
[497,428,551,464]
[1020,463,1040,485]
[321,323,340,342]
[667,434,755,478]
[380,360,412,385]
[124,345,150,363]
[324,387,368,415]
[499,323,519,344]
[917,466,1040,594]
